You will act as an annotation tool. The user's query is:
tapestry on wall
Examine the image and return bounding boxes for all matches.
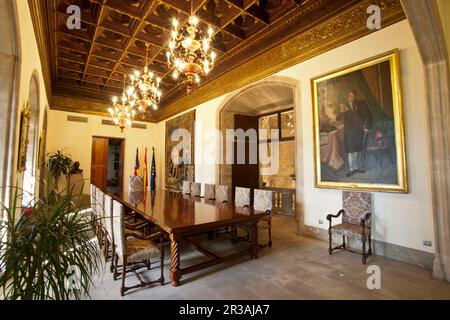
[165,110,195,191]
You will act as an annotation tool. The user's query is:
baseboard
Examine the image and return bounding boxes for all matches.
[299,225,434,270]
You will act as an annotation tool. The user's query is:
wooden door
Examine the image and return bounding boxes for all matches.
[91,137,109,191]
[232,114,259,202]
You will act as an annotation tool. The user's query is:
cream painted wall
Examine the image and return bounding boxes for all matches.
[277,20,433,253]
[46,110,160,194]
[11,1,49,195]
[151,21,434,254]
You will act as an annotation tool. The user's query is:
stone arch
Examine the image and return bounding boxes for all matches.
[0,0,21,207]
[22,71,41,205]
[216,76,304,231]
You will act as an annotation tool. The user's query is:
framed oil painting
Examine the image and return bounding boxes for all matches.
[312,49,407,193]
[17,101,31,173]
[165,110,196,191]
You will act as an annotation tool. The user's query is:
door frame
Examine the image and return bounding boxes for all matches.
[91,136,125,193]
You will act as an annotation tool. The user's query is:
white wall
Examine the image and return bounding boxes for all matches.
[11,1,49,195]
[46,110,160,194]
[152,21,434,254]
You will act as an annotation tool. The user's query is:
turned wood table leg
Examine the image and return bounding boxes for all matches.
[169,234,181,287]
[251,220,258,259]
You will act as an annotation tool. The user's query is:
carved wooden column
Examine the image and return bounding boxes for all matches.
[169,233,182,287]
[401,0,450,282]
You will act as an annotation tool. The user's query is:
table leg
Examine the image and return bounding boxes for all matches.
[169,234,181,287]
[251,220,258,259]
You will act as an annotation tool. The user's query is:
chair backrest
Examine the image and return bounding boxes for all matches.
[342,191,372,226]
[204,184,216,200]
[216,185,228,203]
[95,188,105,218]
[254,189,274,212]
[191,182,201,197]
[112,200,126,258]
[235,187,251,208]
[104,194,113,239]
[129,176,144,192]
[182,181,191,195]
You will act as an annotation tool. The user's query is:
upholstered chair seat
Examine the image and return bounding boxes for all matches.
[126,238,161,263]
[327,191,372,264]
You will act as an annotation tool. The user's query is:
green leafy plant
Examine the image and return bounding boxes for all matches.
[0,185,102,300]
[47,151,73,191]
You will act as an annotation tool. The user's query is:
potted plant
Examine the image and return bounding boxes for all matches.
[47,150,73,192]
[0,186,102,300]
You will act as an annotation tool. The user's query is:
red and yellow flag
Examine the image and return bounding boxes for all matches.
[144,148,149,190]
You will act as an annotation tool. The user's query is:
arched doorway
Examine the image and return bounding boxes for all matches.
[217,76,304,232]
[0,0,20,208]
[22,73,40,205]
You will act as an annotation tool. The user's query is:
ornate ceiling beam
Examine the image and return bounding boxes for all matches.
[155,0,406,122]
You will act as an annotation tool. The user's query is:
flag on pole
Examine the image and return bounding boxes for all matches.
[144,148,149,190]
[134,148,140,176]
[151,147,157,192]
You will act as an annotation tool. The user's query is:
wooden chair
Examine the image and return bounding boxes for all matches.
[95,187,106,246]
[204,184,216,200]
[103,194,114,263]
[129,176,144,192]
[112,200,165,296]
[182,181,191,195]
[191,182,201,197]
[216,185,229,203]
[327,191,372,264]
[233,189,273,248]
[235,187,251,207]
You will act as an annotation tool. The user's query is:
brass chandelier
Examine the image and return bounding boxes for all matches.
[109,76,136,132]
[166,4,216,93]
[128,43,162,113]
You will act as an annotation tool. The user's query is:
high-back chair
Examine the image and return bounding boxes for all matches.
[112,200,165,296]
[191,182,201,198]
[216,185,229,203]
[129,176,144,192]
[204,184,216,200]
[103,194,114,261]
[182,181,191,195]
[232,189,274,248]
[327,191,372,264]
[235,187,251,207]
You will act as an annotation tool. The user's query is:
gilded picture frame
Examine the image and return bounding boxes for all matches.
[311,49,408,193]
[17,101,31,173]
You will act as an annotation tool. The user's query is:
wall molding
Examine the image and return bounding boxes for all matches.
[300,224,434,270]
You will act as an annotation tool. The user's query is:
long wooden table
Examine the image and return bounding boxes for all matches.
[110,190,267,287]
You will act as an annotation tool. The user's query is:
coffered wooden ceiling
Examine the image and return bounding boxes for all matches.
[29,0,406,122]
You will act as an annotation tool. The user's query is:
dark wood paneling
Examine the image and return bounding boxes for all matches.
[91,137,109,191]
[232,114,259,201]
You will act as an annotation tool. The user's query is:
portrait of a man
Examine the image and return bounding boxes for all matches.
[312,50,407,193]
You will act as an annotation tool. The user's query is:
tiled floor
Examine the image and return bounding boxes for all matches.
[89,215,450,300]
